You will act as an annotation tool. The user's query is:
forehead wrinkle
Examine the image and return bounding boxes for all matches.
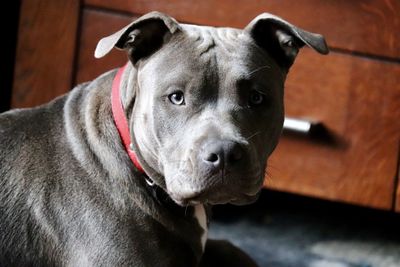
[183,24,246,57]
[184,26,216,56]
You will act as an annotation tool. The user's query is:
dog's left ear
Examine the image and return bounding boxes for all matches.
[95,11,181,63]
[245,13,329,70]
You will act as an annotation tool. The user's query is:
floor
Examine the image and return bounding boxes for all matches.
[209,190,400,267]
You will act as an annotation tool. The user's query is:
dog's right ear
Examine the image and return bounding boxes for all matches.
[245,13,329,70]
[95,11,181,63]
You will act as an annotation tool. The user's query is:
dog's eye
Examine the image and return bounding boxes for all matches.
[168,91,185,105]
[248,90,265,107]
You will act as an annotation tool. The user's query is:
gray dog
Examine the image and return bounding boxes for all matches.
[0,11,328,266]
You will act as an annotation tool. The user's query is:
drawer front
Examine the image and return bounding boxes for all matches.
[268,49,400,210]
[12,0,80,108]
[85,0,400,59]
[76,8,400,210]
[397,174,400,212]
[76,10,135,84]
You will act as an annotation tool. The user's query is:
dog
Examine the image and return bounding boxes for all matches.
[0,11,328,266]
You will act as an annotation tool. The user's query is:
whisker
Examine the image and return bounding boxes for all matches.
[264,169,273,179]
[265,164,280,175]
[248,65,271,77]
[264,163,280,186]
[246,131,262,141]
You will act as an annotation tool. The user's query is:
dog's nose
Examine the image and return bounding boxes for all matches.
[201,140,244,170]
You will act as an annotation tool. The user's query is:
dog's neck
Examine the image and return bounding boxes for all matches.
[113,63,194,217]
[118,63,167,187]
[111,63,144,173]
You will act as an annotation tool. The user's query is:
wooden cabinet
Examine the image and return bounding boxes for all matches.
[12,0,79,108]
[12,0,400,211]
[268,51,400,210]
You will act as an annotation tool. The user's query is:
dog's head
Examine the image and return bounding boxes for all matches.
[96,12,328,206]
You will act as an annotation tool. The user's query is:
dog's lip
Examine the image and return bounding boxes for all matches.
[167,171,264,206]
[170,191,227,206]
[171,188,261,206]
[228,192,261,206]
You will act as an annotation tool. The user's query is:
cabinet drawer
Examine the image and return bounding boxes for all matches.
[12,0,79,108]
[76,9,133,84]
[85,0,400,59]
[267,50,400,210]
[76,8,400,210]
[397,177,400,212]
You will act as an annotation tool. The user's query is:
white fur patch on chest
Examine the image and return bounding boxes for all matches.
[194,204,208,251]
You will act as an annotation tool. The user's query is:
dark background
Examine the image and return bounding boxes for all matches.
[0,1,20,112]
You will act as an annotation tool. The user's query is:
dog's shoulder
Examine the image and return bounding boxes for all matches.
[0,71,111,142]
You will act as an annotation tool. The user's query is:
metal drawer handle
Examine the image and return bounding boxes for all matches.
[283,117,341,147]
[283,117,323,136]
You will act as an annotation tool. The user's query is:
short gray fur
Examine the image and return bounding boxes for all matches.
[0,11,328,266]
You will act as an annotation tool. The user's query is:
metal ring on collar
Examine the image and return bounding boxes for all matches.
[145,177,155,187]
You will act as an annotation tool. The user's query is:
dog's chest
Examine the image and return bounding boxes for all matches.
[194,204,208,250]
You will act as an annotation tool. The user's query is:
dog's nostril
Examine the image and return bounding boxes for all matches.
[201,141,244,170]
[205,153,219,163]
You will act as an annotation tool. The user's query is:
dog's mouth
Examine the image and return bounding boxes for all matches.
[166,172,264,206]
[170,190,261,206]
[185,191,261,206]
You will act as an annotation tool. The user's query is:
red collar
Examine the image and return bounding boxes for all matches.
[111,64,144,173]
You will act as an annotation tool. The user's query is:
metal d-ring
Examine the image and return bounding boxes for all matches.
[145,177,155,187]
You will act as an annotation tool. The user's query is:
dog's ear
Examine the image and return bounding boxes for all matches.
[95,11,181,63]
[245,13,329,70]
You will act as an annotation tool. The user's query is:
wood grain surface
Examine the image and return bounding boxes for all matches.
[85,0,400,60]
[12,0,80,108]
[75,10,136,84]
[267,49,400,210]
[396,158,400,212]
